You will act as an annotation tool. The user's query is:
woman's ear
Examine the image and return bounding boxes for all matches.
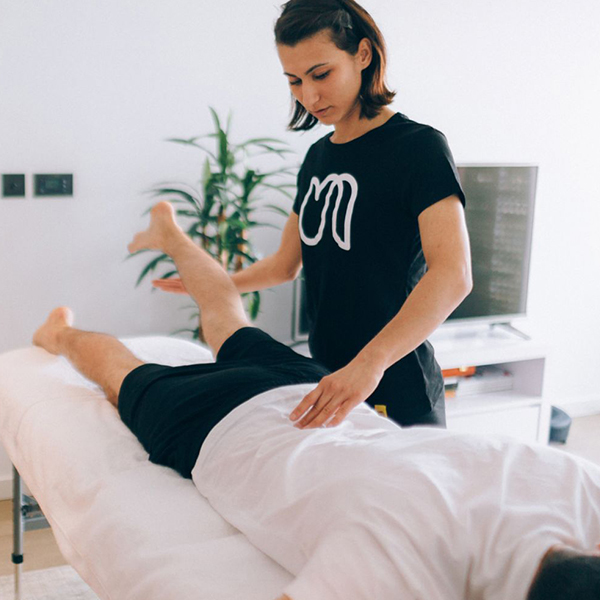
[357,38,372,69]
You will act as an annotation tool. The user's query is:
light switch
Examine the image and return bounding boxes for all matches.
[2,174,25,197]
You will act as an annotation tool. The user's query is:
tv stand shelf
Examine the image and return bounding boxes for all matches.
[430,325,550,444]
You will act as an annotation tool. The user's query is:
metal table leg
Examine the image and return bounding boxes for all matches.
[11,464,50,600]
[12,465,23,600]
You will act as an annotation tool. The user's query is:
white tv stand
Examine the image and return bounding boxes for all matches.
[288,324,550,444]
[430,324,550,444]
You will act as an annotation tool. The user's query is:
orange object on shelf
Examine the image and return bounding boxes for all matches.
[442,365,476,378]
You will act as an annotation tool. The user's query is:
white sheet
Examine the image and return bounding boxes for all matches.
[194,383,600,600]
[0,336,295,600]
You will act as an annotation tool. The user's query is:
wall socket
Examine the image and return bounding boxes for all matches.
[34,174,73,196]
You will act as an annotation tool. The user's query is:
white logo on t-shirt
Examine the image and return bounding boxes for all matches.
[298,173,358,251]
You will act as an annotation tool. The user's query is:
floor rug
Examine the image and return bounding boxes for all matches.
[0,565,99,599]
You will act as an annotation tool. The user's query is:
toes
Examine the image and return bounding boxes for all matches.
[128,233,146,254]
[55,306,74,327]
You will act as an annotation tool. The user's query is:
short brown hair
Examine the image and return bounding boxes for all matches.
[274,0,396,131]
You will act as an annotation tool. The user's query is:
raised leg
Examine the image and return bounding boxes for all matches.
[128,201,251,356]
[33,307,144,407]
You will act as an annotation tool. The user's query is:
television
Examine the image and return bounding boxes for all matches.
[291,164,539,343]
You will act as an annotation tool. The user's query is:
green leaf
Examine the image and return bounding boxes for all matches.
[261,182,297,189]
[164,138,218,162]
[261,166,298,177]
[178,303,198,311]
[202,157,212,187]
[170,327,198,338]
[244,291,261,320]
[235,137,290,149]
[244,222,281,231]
[208,106,222,136]
[164,134,212,144]
[175,209,203,219]
[262,203,290,217]
[218,131,229,171]
[135,254,173,287]
[258,183,295,199]
[251,145,294,155]
[160,269,179,280]
[233,249,259,263]
[226,109,233,137]
[150,188,202,212]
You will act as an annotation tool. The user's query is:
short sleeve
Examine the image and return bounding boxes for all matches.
[407,128,466,218]
[292,165,303,215]
[292,153,309,215]
[293,144,317,215]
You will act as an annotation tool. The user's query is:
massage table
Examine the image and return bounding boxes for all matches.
[2,335,600,600]
[0,336,296,600]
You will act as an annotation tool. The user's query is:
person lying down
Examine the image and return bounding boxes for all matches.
[33,202,600,600]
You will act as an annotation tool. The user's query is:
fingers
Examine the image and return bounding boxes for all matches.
[289,388,321,423]
[152,279,188,294]
[324,401,352,428]
[152,278,180,287]
[291,386,349,429]
[294,394,337,429]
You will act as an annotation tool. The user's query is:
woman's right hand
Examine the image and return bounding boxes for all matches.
[152,278,189,295]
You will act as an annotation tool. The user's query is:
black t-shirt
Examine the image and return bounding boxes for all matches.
[292,111,466,421]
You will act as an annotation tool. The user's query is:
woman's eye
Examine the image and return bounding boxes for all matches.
[289,71,331,87]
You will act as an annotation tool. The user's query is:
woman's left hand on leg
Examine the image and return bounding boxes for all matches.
[289,360,384,429]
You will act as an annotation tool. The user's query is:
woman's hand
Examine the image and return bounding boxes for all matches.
[152,278,189,295]
[289,358,385,429]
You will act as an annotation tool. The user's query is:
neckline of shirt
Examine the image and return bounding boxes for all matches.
[324,112,402,149]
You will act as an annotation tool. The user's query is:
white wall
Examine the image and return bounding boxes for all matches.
[1,0,599,490]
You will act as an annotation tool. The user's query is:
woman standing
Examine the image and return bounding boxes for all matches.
[155,0,472,431]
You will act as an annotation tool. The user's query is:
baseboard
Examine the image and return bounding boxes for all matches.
[552,394,600,419]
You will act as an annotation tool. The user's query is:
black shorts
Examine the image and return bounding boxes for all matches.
[118,327,330,479]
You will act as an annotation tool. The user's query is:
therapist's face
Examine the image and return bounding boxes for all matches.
[277,29,371,125]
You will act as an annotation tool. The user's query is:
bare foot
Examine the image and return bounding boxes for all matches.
[33,307,74,355]
[128,201,183,254]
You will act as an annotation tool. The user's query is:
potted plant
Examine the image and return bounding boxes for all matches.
[128,107,297,342]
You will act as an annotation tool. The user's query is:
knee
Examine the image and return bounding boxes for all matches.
[203,321,249,357]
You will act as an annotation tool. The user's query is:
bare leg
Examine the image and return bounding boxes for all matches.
[32,201,251,408]
[33,307,144,407]
[128,201,251,356]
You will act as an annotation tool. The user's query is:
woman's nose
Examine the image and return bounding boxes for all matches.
[300,83,320,111]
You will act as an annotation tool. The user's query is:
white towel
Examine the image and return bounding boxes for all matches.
[193,383,600,600]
